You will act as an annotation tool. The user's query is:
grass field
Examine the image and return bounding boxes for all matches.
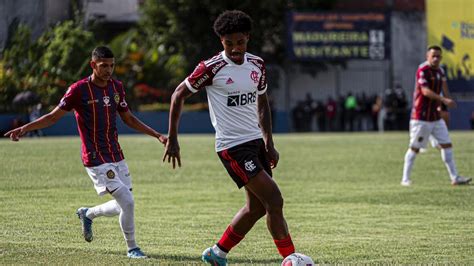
[0,132,473,264]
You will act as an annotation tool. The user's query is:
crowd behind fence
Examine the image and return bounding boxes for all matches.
[292,86,410,132]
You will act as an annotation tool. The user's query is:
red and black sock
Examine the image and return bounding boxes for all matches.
[274,234,295,258]
[217,225,245,252]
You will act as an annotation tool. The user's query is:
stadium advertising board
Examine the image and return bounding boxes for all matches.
[287,12,390,61]
[427,0,474,99]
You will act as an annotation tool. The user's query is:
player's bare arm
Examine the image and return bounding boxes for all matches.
[163,81,193,169]
[441,80,454,101]
[257,92,279,168]
[119,110,167,145]
[420,86,456,108]
[4,107,67,141]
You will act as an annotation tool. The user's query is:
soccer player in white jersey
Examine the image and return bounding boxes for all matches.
[401,45,471,186]
[162,10,296,265]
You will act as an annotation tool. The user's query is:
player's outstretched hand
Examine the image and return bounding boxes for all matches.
[265,145,279,169]
[4,127,26,141]
[162,138,181,169]
[158,134,168,146]
[442,97,457,108]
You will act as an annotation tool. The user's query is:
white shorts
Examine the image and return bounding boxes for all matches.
[409,119,451,149]
[85,160,132,196]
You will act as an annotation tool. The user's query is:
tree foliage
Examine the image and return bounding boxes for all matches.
[0,20,95,112]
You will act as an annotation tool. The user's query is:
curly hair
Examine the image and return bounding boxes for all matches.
[213,10,253,37]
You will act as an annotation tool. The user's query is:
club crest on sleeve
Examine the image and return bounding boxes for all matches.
[114,93,120,104]
[106,170,115,179]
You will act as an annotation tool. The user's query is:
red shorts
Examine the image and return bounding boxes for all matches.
[217,139,272,188]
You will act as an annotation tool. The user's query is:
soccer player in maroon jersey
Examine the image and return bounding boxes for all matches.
[4,46,167,258]
[162,10,297,265]
[401,45,471,186]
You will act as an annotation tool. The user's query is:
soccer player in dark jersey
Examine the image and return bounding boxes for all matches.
[162,10,297,265]
[4,46,167,258]
[401,45,471,186]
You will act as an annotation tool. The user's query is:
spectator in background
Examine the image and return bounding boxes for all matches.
[383,87,397,130]
[344,92,357,131]
[337,95,346,131]
[302,93,316,131]
[292,101,305,132]
[394,84,408,130]
[372,94,383,131]
[358,92,372,131]
[325,96,337,131]
[314,100,326,132]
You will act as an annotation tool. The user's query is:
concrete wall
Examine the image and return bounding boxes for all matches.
[0,0,71,50]
[391,11,427,100]
[0,111,291,136]
[286,60,389,106]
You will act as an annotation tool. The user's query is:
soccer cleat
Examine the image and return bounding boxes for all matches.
[451,176,472,186]
[401,179,412,186]
[76,207,93,242]
[127,247,147,258]
[202,247,228,266]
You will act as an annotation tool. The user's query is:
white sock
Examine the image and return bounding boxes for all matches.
[402,149,417,182]
[212,244,228,258]
[441,148,458,180]
[112,187,137,251]
[86,200,121,220]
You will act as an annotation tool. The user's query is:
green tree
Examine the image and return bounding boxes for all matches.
[0,20,95,112]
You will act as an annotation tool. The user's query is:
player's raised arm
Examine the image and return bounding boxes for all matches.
[163,81,193,169]
[4,107,67,141]
[441,79,457,108]
[119,110,167,145]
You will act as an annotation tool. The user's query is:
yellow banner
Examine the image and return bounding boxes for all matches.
[427,0,474,83]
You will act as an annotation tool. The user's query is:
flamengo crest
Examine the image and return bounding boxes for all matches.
[250,70,259,84]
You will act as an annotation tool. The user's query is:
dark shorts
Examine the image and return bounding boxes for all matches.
[217,139,272,188]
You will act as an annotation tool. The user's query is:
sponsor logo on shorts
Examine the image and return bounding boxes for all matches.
[106,170,115,179]
[245,160,256,172]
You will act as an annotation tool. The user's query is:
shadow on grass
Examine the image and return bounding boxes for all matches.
[107,250,281,264]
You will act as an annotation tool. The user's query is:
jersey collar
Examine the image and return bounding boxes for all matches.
[221,51,247,66]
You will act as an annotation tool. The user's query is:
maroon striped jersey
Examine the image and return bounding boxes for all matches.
[410,61,447,121]
[58,76,129,166]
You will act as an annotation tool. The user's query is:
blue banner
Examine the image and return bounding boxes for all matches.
[287,12,390,61]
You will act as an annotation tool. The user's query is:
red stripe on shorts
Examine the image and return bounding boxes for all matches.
[221,150,248,183]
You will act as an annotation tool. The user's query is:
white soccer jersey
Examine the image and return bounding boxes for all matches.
[185,51,267,151]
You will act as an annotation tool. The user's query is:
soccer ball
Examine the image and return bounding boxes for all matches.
[281,253,315,266]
